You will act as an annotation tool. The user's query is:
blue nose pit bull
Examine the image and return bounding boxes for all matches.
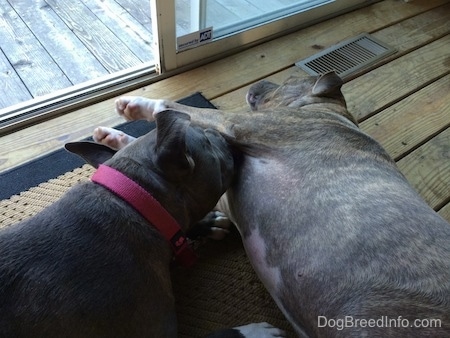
[0,111,284,337]
[106,72,450,337]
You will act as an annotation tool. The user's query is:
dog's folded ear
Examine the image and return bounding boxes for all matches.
[65,142,117,168]
[155,110,195,180]
[312,71,344,97]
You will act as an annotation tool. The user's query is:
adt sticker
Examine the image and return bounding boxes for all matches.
[177,27,213,52]
[199,29,212,42]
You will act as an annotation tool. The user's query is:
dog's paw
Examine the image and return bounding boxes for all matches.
[93,126,136,150]
[207,211,232,240]
[115,97,166,121]
[187,211,232,240]
[235,322,286,337]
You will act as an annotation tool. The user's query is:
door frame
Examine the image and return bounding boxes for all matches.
[1,0,378,135]
[155,0,380,71]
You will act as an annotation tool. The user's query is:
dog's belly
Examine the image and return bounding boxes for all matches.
[228,157,300,303]
[226,151,450,336]
[241,228,311,337]
[241,226,282,294]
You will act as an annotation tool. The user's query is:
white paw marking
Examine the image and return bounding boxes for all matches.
[235,322,286,338]
[115,97,167,121]
[208,211,232,240]
[93,126,136,150]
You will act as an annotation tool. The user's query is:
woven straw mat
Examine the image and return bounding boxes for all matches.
[0,164,295,337]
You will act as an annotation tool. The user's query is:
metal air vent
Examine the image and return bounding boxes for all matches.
[295,33,396,79]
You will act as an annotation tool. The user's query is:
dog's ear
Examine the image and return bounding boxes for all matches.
[65,142,117,168]
[155,110,195,179]
[312,71,343,96]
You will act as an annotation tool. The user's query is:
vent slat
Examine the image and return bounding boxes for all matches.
[343,44,376,60]
[295,33,396,79]
[357,38,388,54]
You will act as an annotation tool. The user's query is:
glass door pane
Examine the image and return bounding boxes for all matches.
[177,0,332,40]
[162,0,377,70]
[1,0,158,133]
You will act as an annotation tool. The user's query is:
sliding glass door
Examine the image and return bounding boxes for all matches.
[177,0,333,40]
[154,0,378,71]
[1,0,377,134]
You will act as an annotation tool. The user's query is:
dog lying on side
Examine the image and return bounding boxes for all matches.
[0,111,284,338]
[99,71,450,337]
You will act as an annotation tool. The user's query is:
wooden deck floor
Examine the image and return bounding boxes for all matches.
[1,0,450,221]
[0,0,299,110]
[0,0,155,110]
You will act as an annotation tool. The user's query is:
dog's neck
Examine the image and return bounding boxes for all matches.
[302,102,358,126]
[91,164,197,267]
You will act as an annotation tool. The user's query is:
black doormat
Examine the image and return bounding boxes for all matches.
[1,93,216,200]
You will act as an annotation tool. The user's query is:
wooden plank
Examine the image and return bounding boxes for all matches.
[219,0,267,15]
[204,2,240,29]
[176,0,256,36]
[276,0,311,4]
[6,0,107,86]
[245,0,287,11]
[174,0,274,39]
[369,3,450,58]
[0,0,447,172]
[0,103,122,172]
[396,128,450,210]
[174,0,192,37]
[45,0,142,72]
[341,2,450,81]
[212,3,450,110]
[0,0,73,100]
[360,74,450,160]
[80,0,154,62]
[128,0,449,103]
[0,50,32,109]
[343,35,450,122]
[112,0,152,31]
[438,203,450,223]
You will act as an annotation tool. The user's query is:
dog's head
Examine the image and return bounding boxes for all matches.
[66,110,235,227]
[246,71,353,121]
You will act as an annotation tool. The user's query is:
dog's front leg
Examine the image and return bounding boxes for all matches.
[93,126,136,150]
[115,97,169,120]
[187,211,232,241]
[115,97,233,135]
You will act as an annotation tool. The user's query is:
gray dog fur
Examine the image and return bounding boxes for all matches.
[0,111,237,337]
[117,72,450,337]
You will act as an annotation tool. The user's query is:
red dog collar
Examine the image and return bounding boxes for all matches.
[91,164,197,267]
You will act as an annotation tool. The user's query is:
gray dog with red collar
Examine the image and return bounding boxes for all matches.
[108,72,450,337]
[0,111,284,337]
